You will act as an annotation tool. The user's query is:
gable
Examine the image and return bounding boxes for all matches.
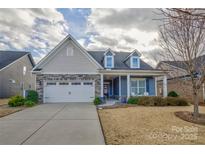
[157,62,187,78]
[105,51,113,56]
[132,52,140,57]
[0,51,29,70]
[41,39,99,73]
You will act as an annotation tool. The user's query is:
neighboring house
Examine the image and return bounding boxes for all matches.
[156,60,205,102]
[32,34,166,103]
[0,51,35,98]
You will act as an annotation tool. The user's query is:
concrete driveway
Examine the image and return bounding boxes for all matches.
[0,103,105,145]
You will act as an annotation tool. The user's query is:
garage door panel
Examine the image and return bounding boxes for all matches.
[44,81,95,103]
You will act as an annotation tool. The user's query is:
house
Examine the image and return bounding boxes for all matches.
[156,60,205,102]
[0,51,35,98]
[32,34,167,103]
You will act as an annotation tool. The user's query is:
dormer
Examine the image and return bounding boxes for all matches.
[124,49,141,69]
[104,48,115,68]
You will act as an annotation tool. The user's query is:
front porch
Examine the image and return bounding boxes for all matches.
[99,70,167,104]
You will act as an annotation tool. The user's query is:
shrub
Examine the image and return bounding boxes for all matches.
[93,97,101,105]
[26,90,38,103]
[168,91,179,97]
[127,97,139,104]
[8,95,25,107]
[126,96,189,106]
[152,96,167,106]
[137,96,165,106]
[164,97,189,106]
[24,100,36,107]
[138,96,153,106]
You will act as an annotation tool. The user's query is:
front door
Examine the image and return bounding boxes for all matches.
[103,83,110,98]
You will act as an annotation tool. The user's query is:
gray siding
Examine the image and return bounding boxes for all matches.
[42,40,98,73]
[0,55,35,98]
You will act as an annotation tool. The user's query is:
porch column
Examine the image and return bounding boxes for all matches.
[203,83,205,102]
[155,77,158,96]
[127,74,130,99]
[100,74,104,98]
[119,76,121,100]
[112,78,114,96]
[163,75,167,97]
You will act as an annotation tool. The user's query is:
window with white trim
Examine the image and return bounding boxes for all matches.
[130,79,146,96]
[66,46,74,56]
[105,56,114,68]
[59,82,69,85]
[23,66,27,75]
[83,82,93,85]
[131,56,140,68]
[47,82,56,85]
[71,82,81,85]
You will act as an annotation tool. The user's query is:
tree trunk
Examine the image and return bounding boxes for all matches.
[193,92,199,118]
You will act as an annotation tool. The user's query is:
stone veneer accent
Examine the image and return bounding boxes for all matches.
[36,74,101,103]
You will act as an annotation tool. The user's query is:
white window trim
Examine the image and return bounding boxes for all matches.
[130,56,140,68]
[130,78,146,96]
[105,55,114,68]
[66,46,74,56]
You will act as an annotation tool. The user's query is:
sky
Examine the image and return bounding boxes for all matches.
[0,8,162,66]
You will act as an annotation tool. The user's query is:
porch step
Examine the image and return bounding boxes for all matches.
[98,99,118,107]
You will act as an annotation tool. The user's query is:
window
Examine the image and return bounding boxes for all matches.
[66,46,74,56]
[130,79,146,96]
[71,82,81,85]
[47,82,56,85]
[23,66,27,75]
[9,79,16,84]
[131,56,140,68]
[105,56,113,68]
[59,82,69,85]
[83,82,93,85]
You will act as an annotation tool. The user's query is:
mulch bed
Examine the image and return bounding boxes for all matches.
[0,99,9,106]
[175,111,205,125]
[189,102,205,106]
[199,102,205,106]
[0,105,25,118]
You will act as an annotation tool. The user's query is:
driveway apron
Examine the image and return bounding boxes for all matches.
[0,103,104,145]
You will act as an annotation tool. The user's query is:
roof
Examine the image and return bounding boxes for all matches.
[33,34,157,72]
[160,55,205,71]
[160,61,188,70]
[0,51,35,70]
[88,51,154,70]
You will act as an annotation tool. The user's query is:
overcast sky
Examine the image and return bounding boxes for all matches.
[0,8,162,66]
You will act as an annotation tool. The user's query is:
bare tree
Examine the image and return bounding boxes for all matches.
[158,8,205,118]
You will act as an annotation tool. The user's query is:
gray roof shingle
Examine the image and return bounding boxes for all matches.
[88,51,154,70]
[161,61,188,70]
[0,51,34,70]
[162,55,205,72]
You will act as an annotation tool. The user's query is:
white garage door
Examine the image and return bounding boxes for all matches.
[44,81,95,103]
